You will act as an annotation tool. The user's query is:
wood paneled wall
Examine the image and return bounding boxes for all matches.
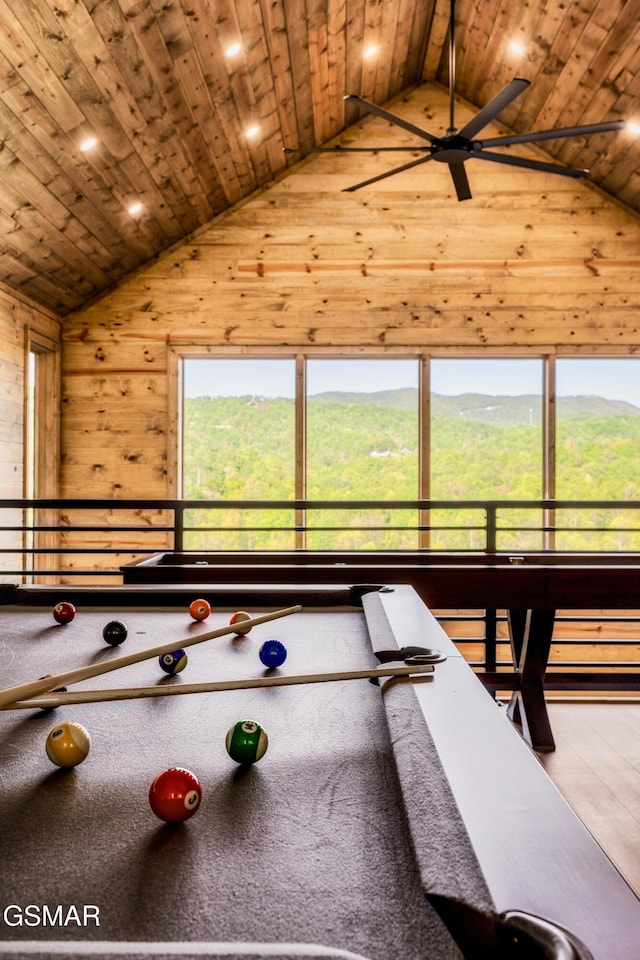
[62,85,640,501]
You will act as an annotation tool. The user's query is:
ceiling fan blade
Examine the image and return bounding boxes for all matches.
[448,161,472,201]
[344,94,439,145]
[457,78,531,140]
[473,149,588,178]
[283,145,431,155]
[476,119,626,149]
[342,155,433,192]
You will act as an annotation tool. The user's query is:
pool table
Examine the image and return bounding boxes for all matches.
[122,551,640,753]
[0,582,638,960]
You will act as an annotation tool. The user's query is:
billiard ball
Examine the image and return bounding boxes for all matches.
[159,649,188,675]
[102,620,128,645]
[229,611,252,635]
[53,601,75,624]
[225,719,268,764]
[259,639,287,669]
[45,721,90,768]
[189,599,211,621]
[148,767,202,823]
[37,676,67,713]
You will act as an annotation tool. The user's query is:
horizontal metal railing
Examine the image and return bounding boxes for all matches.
[2,497,640,697]
[3,497,640,565]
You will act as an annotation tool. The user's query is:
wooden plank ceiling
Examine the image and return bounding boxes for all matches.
[0,0,638,317]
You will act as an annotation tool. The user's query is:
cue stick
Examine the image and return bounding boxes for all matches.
[0,605,302,710]
[2,661,434,710]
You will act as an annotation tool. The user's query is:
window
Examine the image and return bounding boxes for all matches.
[182,358,296,548]
[555,358,640,550]
[306,359,419,548]
[23,332,60,581]
[429,358,543,550]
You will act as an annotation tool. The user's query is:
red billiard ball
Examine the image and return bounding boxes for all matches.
[149,767,202,823]
[53,601,75,624]
[229,610,252,635]
[189,599,211,621]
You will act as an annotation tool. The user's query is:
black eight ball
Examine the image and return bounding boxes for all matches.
[102,620,128,645]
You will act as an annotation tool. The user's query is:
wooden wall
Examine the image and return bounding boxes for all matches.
[61,83,640,504]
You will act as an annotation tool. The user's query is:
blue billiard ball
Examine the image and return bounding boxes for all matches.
[259,639,287,669]
[159,649,188,675]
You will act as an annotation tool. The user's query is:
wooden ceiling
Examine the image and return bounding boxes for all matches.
[0,0,638,317]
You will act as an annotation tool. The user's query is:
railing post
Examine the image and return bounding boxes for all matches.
[485,609,497,676]
[485,504,497,554]
[174,502,184,552]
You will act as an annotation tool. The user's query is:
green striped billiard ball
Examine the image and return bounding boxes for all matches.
[225,720,268,764]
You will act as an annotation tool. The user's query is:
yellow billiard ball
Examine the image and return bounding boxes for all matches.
[45,721,91,768]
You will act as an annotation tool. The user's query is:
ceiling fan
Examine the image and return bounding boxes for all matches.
[283,0,626,201]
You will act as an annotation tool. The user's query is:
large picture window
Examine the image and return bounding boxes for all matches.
[178,352,640,552]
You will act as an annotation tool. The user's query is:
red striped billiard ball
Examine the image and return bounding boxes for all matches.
[149,767,202,823]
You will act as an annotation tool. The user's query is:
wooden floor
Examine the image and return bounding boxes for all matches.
[536,701,640,898]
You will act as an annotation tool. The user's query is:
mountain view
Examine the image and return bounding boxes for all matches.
[183,390,640,551]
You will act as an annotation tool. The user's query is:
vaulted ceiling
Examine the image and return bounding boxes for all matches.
[0,0,638,317]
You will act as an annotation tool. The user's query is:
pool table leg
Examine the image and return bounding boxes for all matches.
[506,609,557,753]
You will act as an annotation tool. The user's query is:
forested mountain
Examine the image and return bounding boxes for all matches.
[183,390,640,550]
[311,389,640,423]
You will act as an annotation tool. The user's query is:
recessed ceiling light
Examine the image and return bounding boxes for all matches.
[628,121,640,135]
[128,202,143,216]
[364,45,378,59]
[225,42,242,58]
[509,40,525,55]
[245,125,260,139]
[80,137,98,152]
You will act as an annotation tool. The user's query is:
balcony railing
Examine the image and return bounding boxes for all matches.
[3,497,640,579]
[2,498,640,695]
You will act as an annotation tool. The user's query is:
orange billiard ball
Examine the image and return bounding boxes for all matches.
[189,599,211,621]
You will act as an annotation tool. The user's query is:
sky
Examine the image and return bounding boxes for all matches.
[183,357,640,407]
